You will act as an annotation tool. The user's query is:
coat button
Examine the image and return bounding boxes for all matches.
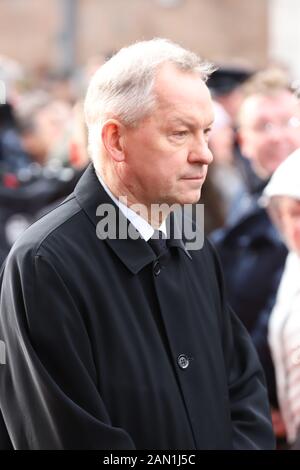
[177,354,190,369]
[153,260,161,276]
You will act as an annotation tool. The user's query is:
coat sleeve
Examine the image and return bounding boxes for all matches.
[0,247,136,450]
[224,306,275,449]
[209,242,275,450]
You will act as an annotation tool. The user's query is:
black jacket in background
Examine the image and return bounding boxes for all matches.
[211,180,287,408]
[0,164,275,449]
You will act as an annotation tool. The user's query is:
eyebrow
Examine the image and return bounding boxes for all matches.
[169,117,214,128]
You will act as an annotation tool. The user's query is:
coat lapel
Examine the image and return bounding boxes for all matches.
[74,164,192,273]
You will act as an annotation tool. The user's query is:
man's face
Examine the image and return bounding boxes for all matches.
[278,197,300,254]
[118,64,214,207]
[239,91,300,179]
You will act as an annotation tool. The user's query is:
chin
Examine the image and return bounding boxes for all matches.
[291,242,300,254]
[178,190,202,205]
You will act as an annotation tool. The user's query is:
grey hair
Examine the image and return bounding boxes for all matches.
[84,38,215,165]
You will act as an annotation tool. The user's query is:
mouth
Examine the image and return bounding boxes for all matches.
[181,175,205,181]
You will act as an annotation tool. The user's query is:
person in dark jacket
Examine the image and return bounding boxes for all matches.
[211,70,300,439]
[0,164,83,267]
[0,39,274,450]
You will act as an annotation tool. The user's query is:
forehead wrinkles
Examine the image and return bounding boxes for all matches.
[156,84,209,108]
[154,65,209,103]
[153,87,213,128]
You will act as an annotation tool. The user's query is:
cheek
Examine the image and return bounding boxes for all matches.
[292,221,300,241]
[257,138,272,155]
[288,132,300,149]
[154,147,186,172]
[284,219,300,249]
[258,142,281,168]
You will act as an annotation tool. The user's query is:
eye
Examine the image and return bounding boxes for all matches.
[172,130,189,138]
[204,127,212,140]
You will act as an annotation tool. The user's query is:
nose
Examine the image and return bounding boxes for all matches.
[187,137,213,165]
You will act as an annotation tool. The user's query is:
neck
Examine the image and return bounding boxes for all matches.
[96,166,170,229]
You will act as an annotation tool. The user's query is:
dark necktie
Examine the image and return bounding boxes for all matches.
[148,230,168,257]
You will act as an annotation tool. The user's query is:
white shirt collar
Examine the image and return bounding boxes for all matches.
[96,172,167,241]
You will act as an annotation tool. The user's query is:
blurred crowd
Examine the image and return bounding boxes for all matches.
[1,51,300,448]
[0,54,103,264]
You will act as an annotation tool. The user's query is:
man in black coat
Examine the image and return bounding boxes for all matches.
[0,39,274,450]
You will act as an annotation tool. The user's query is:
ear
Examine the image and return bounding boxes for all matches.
[101,119,126,163]
[237,129,252,161]
[267,200,283,232]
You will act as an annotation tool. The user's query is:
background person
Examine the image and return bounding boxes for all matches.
[263,150,300,449]
[211,71,300,436]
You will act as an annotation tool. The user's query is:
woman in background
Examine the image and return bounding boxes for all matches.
[263,149,300,449]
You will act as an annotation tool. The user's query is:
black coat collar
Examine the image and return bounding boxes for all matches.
[74,164,191,273]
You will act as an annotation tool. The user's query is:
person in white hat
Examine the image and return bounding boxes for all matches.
[263,148,300,448]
